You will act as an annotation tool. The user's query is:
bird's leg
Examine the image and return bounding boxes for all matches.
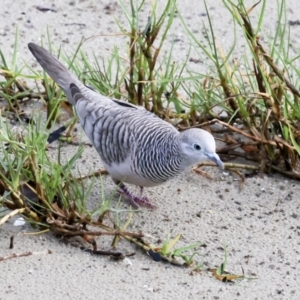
[139,186,144,195]
[115,181,155,208]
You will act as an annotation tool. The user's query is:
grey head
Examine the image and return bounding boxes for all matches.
[178,128,224,170]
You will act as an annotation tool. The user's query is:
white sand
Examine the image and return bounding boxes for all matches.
[1,1,300,299]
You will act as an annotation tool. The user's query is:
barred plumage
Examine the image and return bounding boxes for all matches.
[28,43,224,208]
[133,126,182,183]
[71,83,182,184]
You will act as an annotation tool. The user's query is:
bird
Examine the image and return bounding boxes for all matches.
[28,43,224,208]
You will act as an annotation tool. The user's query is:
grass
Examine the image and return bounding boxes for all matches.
[0,0,299,268]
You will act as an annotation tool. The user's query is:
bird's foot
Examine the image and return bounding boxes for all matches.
[128,194,155,208]
[117,183,156,209]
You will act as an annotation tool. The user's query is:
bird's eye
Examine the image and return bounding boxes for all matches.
[193,144,201,151]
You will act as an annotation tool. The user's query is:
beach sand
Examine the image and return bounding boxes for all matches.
[1,1,300,299]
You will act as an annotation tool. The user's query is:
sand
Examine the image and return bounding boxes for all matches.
[1,0,300,299]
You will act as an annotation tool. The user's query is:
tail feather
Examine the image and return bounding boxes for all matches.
[28,43,80,105]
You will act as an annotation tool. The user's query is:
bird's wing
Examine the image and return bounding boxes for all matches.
[70,83,144,165]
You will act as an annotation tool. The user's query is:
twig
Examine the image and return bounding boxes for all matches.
[22,229,50,235]
[257,41,300,98]
[122,235,184,267]
[9,236,14,249]
[194,162,259,190]
[194,161,260,171]
[193,168,213,179]
[74,169,109,181]
[6,92,48,101]
[82,248,128,260]
[51,227,145,238]
[270,165,300,180]
[0,250,51,262]
[0,208,26,226]
[229,169,245,190]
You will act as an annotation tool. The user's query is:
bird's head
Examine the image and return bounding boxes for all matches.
[178,128,224,169]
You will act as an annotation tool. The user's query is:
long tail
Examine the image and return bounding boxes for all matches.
[28,43,81,105]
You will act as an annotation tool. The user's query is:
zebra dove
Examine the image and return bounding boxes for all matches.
[28,43,223,208]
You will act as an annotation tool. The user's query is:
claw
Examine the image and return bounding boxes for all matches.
[116,182,156,208]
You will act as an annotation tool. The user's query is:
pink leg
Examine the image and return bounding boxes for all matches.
[139,186,144,195]
[116,182,155,208]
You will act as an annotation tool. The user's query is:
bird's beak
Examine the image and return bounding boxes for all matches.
[206,152,224,169]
